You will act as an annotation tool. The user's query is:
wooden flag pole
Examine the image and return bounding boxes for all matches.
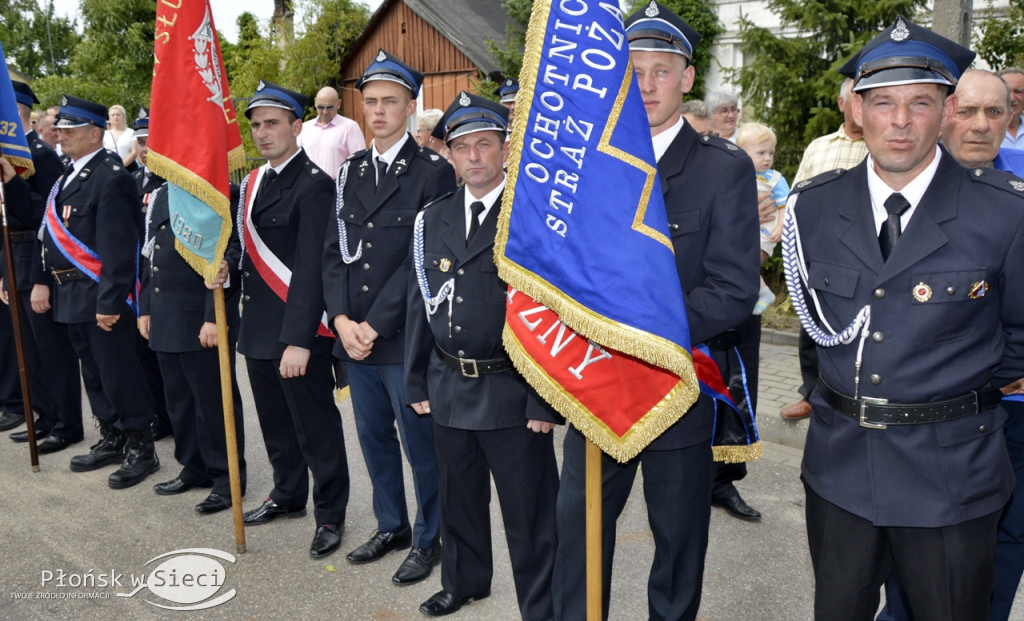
[214,286,245,553]
[586,437,602,621]
[0,180,39,472]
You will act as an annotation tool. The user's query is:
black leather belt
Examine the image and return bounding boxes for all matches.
[818,377,1003,429]
[50,267,86,285]
[8,230,35,243]
[434,343,513,378]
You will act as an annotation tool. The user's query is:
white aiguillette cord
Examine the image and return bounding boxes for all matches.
[781,195,872,398]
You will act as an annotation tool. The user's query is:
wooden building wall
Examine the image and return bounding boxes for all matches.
[339,1,483,145]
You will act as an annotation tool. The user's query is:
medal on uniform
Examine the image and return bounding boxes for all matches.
[969,280,988,299]
[439,258,451,273]
[62,205,71,227]
[912,282,932,303]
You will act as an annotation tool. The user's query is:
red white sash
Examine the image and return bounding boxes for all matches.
[242,168,333,338]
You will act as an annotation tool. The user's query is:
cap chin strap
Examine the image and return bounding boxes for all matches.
[782,195,873,398]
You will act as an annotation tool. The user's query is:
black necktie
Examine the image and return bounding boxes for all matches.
[375,157,387,191]
[878,192,911,261]
[467,201,486,246]
[257,168,277,203]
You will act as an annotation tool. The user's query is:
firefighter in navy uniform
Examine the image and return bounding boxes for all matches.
[237,81,350,560]
[32,96,158,488]
[0,80,83,452]
[787,17,1024,620]
[405,92,560,619]
[138,174,247,514]
[130,111,173,442]
[323,49,455,584]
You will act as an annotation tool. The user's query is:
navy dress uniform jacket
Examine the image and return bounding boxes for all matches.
[140,185,241,351]
[3,131,63,290]
[238,151,334,360]
[404,188,559,431]
[793,150,1024,527]
[34,149,142,324]
[324,137,455,364]
[649,124,760,451]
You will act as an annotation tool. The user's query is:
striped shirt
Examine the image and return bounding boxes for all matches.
[793,124,868,185]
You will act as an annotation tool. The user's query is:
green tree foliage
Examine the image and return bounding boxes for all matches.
[33,0,155,113]
[733,0,926,180]
[283,0,371,107]
[0,0,80,79]
[976,0,1024,69]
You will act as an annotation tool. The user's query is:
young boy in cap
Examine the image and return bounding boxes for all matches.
[785,15,1024,620]
[237,81,350,559]
[405,91,560,618]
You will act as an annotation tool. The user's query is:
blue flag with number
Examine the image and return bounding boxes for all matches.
[0,44,35,178]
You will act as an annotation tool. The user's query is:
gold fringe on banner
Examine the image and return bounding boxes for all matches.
[504,327,701,464]
[147,150,234,282]
[713,442,764,464]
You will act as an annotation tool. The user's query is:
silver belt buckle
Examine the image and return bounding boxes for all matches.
[859,396,889,429]
[459,358,479,378]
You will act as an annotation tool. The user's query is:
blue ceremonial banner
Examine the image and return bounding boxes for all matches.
[496,0,699,461]
[0,43,35,178]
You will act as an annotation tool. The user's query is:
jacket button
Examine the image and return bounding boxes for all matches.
[244,295,250,301]
[361,285,369,292]
[946,286,955,295]
[154,287,160,293]
[348,213,354,220]
[454,326,462,334]
[365,242,372,249]
[160,224,167,230]
[396,216,402,223]
[155,244,161,251]
[367,222,374,229]
[271,217,277,223]
[871,332,884,343]
[869,374,882,384]
[457,350,465,357]
[669,223,679,230]
[244,271,249,278]
[153,266,159,272]
[362,263,370,270]
[824,278,830,286]
[979,425,988,432]
[457,269,465,276]
[455,296,463,304]
[874,288,885,299]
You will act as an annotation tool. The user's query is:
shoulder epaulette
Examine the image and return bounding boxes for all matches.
[790,168,850,195]
[415,147,448,166]
[697,134,746,157]
[302,158,324,177]
[966,166,1024,198]
[347,148,369,162]
[422,191,455,212]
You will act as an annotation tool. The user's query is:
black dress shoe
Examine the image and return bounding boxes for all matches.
[11,424,48,442]
[346,527,412,564]
[243,497,307,525]
[36,435,82,454]
[310,523,343,559]
[195,493,231,515]
[393,545,441,585]
[153,477,195,495]
[0,412,25,431]
[108,429,159,489]
[419,589,490,617]
[714,494,762,521]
